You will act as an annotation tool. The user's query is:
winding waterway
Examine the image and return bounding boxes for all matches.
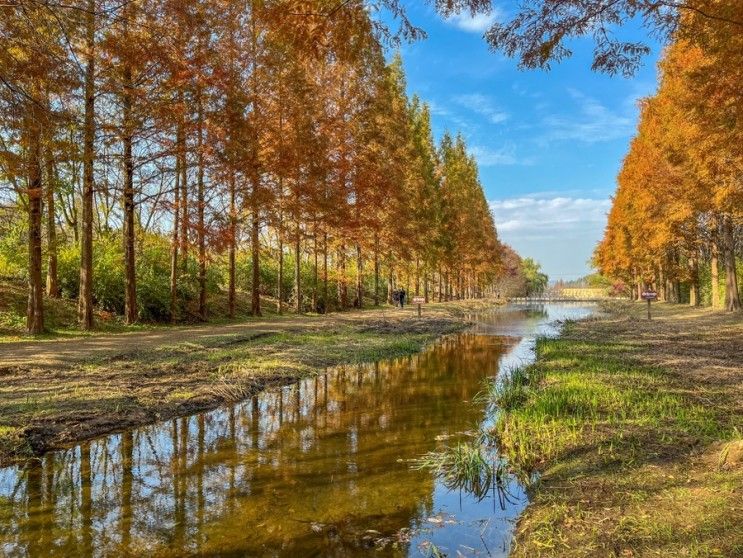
[0,304,594,557]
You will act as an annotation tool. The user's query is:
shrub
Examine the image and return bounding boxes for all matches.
[0,215,27,279]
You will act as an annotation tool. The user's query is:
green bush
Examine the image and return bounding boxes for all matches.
[56,233,222,321]
[57,242,81,299]
[698,258,742,307]
[136,237,172,321]
[0,217,27,279]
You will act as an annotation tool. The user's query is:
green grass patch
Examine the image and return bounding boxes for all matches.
[495,315,742,557]
[496,336,728,476]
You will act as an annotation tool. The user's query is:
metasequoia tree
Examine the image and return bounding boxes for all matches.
[2,0,511,333]
[0,3,70,332]
[596,9,742,311]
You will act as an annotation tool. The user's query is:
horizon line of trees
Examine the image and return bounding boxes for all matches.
[594,7,742,312]
[1,1,526,333]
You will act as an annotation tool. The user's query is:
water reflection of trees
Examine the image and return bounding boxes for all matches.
[0,334,520,557]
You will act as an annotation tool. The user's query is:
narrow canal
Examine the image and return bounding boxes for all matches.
[0,304,594,557]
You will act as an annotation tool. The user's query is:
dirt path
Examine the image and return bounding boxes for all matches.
[0,304,460,368]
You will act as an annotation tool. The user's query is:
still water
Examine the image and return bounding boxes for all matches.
[0,304,593,557]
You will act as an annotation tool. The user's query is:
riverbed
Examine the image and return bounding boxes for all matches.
[0,303,594,557]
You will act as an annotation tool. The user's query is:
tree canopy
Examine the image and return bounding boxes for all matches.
[595,3,742,310]
[0,0,521,333]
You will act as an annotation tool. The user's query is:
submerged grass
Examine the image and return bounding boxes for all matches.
[493,303,743,557]
[413,440,512,502]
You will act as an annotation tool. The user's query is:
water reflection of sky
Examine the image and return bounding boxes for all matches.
[410,304,595,556]
[0,304,594,557]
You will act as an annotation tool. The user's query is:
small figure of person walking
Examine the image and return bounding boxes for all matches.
[399,288,406,308]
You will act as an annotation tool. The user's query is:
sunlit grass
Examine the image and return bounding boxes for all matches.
[493,336,728,476]
[476,365,530,411]
[492,313,742,557]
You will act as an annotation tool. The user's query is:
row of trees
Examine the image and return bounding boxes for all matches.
[595,7,742,311]
[1,1,506,333]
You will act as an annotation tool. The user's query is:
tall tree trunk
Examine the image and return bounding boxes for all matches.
[196,96,206,321]
[438,266,443,302]
[424,272,429,303]
[711,238,720,309]
[228,173,236,318]
[689,250,699,306]
[248,10,261,318]
[667,279,677,304]
[373,233,379,306]
[669,251,680,303]
[294,224,302,313]
[78,0,95,330]
[721,215,741,312]
[322,231,328,313]
[63,144,79,243]
[179,124,188,273]
[414,257,420,295]
[251,210,261,316]
[277,230,283,315]
[311,225,319,312]
[631,269,639,301]
[27,112,44,334]
[170,144,181,323]
[337,245,347,309]
[387,263,394,304]
[658,267,666,302]
[312,227,318,312]
[122,8,137,324]
[355,244,363,309]
[44,143,59,298]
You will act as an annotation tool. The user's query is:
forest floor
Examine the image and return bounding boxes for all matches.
[0,297,496,465]
[501,302,743,557]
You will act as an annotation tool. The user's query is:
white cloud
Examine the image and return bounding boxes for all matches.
[490,194,611,279]
[426,99,475,134]
[445,10,500,33]
[470,144,534,167]
[542,89,634,143]
[491,195,610,235]
[426,100,450,117]
[453,93,509,124]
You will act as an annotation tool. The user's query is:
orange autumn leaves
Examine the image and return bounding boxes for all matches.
[595,8,742,310]
[1,1,505,333]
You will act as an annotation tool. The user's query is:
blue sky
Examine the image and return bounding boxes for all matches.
[390,4,662,281]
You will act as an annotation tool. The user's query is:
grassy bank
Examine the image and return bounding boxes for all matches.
[496,303,742,557]
[0,278,293,342]
[0,298,497,465]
